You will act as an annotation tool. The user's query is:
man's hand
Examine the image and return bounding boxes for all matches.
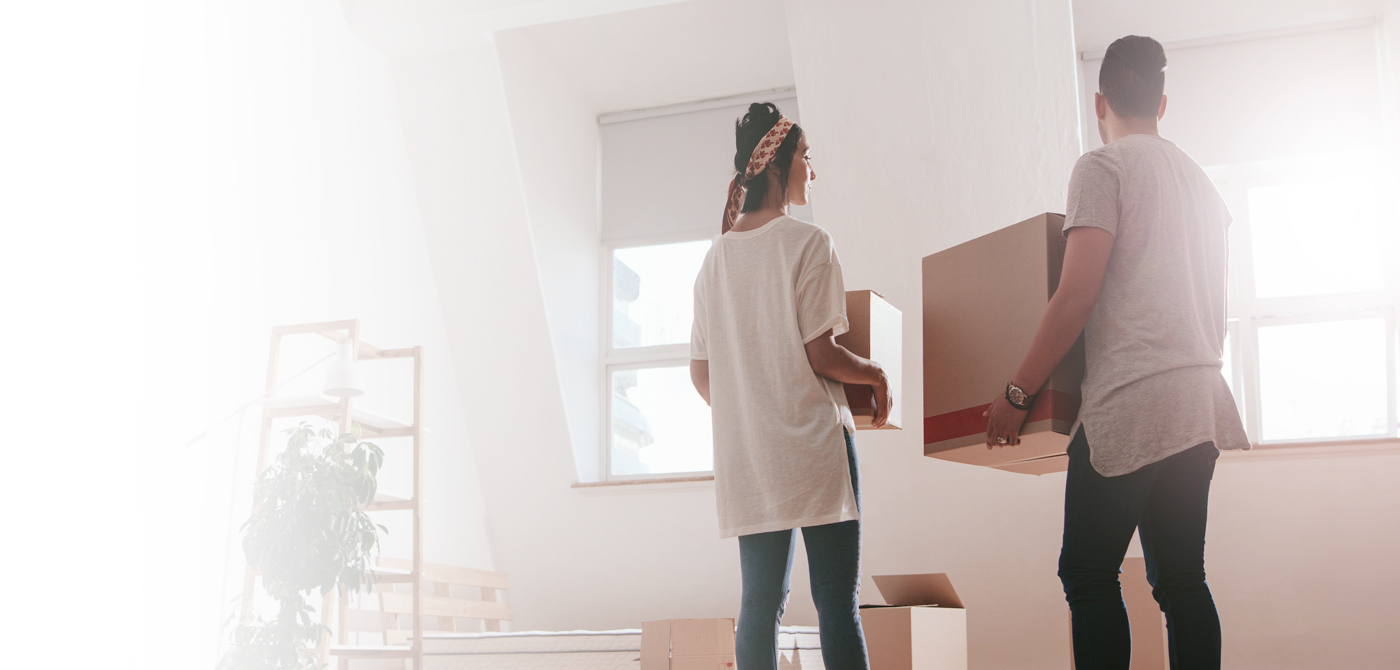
[985,225,1112,450]
[983,396,1028,448]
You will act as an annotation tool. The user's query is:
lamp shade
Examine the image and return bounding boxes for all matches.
[323,339,365,398]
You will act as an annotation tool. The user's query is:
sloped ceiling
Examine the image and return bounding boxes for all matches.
[507,0,794,114]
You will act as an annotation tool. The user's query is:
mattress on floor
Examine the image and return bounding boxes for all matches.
[420,626,823,670]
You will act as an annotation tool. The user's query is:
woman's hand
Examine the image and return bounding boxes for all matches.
[870,369,891,428]
[983,396,1028,449]
[805,331,892,427]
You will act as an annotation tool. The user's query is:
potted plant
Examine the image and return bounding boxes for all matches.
[221,423,385,670]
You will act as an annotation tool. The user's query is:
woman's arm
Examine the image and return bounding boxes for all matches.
[804,331,891,427]
[690,360,710,406]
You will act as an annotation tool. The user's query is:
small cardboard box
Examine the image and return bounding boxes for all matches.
[641,619,735,670]
[860,574,967,670]
[922,213,1085,474]
[835,290,903,430]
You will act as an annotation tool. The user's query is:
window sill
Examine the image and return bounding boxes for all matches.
[1222,437,1400,461]
[572,475,714,493]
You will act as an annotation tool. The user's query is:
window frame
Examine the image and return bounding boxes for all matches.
[599,230,717,482]
[1207,152,1400,447]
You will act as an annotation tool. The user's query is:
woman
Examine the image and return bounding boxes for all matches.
[689,103,891,670]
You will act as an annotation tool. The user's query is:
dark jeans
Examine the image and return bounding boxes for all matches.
[1059,428,1222,670]
[736,429,868,670]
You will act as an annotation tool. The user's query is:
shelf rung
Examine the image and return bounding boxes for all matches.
[329,645,414,659]
[363,426,415,439]
[363,347,415,359]
[263,402,340,420]
[364,497,411,514]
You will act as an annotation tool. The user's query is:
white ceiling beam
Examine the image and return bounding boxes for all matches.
[344,0,696,60]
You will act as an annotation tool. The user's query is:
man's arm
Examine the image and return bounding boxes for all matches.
[690,359,710,406]
[985,225,1114,446]
[805,331,891,428]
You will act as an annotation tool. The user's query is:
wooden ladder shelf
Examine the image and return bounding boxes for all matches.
[238,319,426,670]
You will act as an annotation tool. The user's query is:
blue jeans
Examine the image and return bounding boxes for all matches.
[736,429,868,670]
[1059,428,1221,670]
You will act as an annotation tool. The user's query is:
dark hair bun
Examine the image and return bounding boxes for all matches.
[734,102,782,173]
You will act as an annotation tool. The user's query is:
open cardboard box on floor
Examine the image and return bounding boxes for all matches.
[835,290,903,430]
[922,213,1085,474]
[641,619,735,670]
[860,574,967,670]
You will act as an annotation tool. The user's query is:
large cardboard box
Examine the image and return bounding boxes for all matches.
[860,574,967,670]
[836,290,903,430]
[922,213,1085,474]
[641,619,735,670]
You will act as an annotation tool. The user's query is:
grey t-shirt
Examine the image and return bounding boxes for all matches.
[1065,134,1250,476]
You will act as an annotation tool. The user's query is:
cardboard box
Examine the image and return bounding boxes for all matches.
[641,619,735,670]
[860,574,967,670]
[922,213,1085,474]
[835,290,903,430]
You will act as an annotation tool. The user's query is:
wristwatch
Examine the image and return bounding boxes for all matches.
[1005,381,1034,411]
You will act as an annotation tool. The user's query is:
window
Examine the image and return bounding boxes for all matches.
[604,238,714,479]
[1209,153,1399,445]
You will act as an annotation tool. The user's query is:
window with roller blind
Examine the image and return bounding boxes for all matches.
[1209,152,1399,445]
[597,93,806,480]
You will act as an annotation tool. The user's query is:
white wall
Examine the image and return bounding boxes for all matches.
[2,3,146,668]
[129,2,496,667]
[781,1,1085,667]
[495,30,607,482]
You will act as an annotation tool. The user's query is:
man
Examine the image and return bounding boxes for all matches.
[983,35,1250,669]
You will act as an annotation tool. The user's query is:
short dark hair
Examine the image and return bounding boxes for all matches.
[1099,35,1167,118]
[734,102,804,212]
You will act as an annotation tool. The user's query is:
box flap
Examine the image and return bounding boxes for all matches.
[873,573,964,609]
[641,621,671,670]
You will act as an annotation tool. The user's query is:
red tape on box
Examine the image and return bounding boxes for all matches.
[924,389,1080,444]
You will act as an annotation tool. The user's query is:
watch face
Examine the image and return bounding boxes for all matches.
[1009,385,1028,405]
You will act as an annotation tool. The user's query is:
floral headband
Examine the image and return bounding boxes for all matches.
[721,115,795,234]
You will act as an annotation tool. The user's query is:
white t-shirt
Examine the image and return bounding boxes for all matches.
[1064,134,1250,476]
[691,216,858,538]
